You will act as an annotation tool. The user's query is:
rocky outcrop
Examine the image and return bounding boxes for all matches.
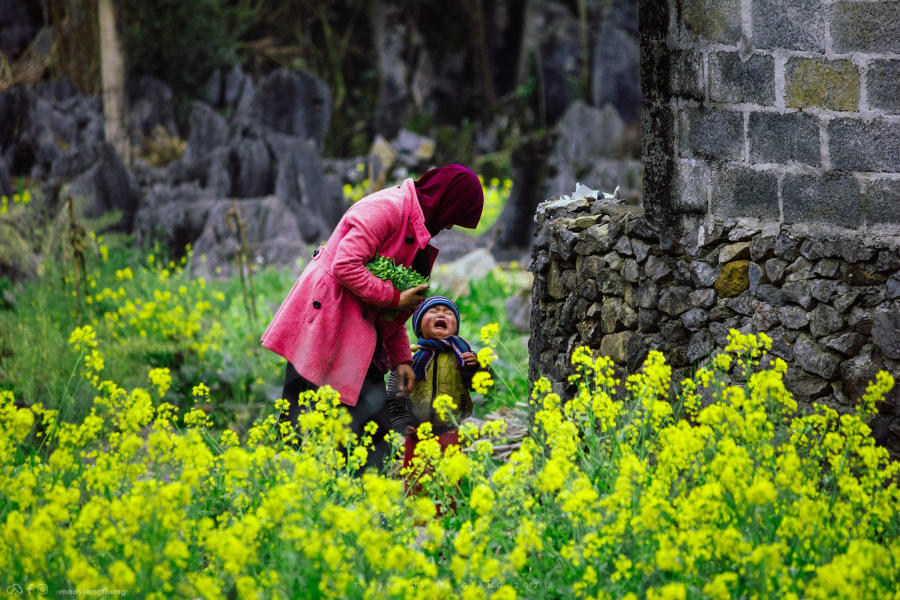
[546,101,642,200]
[0,66,345,277]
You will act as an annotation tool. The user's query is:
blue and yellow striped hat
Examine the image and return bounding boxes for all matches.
[412,295,460,337]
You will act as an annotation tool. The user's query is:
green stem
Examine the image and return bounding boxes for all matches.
[41,348,86,451]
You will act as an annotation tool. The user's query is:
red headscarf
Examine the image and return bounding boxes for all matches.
[414,164,484,235]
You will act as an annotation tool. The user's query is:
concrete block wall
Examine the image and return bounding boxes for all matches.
[639,0,900,231]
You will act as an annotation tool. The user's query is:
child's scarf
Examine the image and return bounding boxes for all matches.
[412,336,471,380]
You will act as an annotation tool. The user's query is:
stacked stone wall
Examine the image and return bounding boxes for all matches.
[528,195,900,454]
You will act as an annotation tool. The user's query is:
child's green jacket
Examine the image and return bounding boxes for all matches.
[387,352,478,434]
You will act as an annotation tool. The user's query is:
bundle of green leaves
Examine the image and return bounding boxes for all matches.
[365,254,428,291]
[365,254,428,320]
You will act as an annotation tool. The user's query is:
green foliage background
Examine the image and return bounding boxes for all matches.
[121,0,249,116]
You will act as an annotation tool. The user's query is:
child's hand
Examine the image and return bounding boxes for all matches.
[404,425,417,436]
[461,351,477,367]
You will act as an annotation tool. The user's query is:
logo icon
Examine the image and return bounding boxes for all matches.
[6,583,24,595]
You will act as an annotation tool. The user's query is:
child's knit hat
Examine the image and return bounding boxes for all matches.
[412,295,461,337]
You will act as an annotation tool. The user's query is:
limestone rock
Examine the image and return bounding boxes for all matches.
[782,281,816,309]
[888,273,900,299]
[632,238,651,262]
[809,304,844,337]
[599,331,647,370]
[764,257,787,283]
[638,282,659,308]
[714,260,750,297]
[646,255,673,282]
[689,261,719,287]
[750,235,776,261]
[578,255,606,280]
[622,258,640,282]
[719,241,751,263]
[577,278,599,300]
[774,231,800,261]
[795,337,841,379]
[547,265,567,299]
[833,290,860,313]
[687,330,715,363]
[689,288,717,308]
[876,251,900,272]
[573,224,612,255]
[823,332,866,356]
[658,286,692,316]
[755,284,784,307]
[682,308,709,331]
[748,261,764,294]
[550,224,579,260]
[777,305,810,330]
[785,372,831,399]
[844,265,887,286]
[872,304,900,360]
[784,257,814,282]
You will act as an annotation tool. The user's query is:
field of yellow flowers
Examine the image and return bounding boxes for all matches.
[1,196,899,598]
[3,315,899,598]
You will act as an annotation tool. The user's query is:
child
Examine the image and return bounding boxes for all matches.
[386,295,485,472]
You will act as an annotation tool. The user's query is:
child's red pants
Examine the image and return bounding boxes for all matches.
[403,429,460,515]
[403,429,460,468]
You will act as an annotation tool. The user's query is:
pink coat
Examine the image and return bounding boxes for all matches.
[260,178,438,405]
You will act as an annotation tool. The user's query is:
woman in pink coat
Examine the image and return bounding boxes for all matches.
[261,164,484,470]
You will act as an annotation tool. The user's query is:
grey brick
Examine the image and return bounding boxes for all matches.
[830,2,900,54]
[709,53,775,105]
[673,159,710,214]
[753,0,826,52]
[864,178,900,226]
[749,112,820,166]
[712,167,779,219]
[785,58,859,112]
[783,173,862,226]
[678,107,743,161]
[670,50,704,101]
[829,118,900,173]
[867,60,900,114]
[680,0,741,44]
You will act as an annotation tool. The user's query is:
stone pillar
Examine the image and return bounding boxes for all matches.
[637,0,675,229]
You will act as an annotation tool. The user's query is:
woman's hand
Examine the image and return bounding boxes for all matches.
[395,363,417,394]
[396,284,428,313]
[460,351,477,367]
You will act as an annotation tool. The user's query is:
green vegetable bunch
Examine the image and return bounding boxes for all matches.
[365,254,428,319]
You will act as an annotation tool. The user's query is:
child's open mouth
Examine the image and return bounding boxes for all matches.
[434,318,448,330]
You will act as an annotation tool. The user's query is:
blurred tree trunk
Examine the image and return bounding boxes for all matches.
[578,0,590,102]
[370,0,410,139]
[49,1,100,94]
[471,0,496,113]
[97,0,130,165]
